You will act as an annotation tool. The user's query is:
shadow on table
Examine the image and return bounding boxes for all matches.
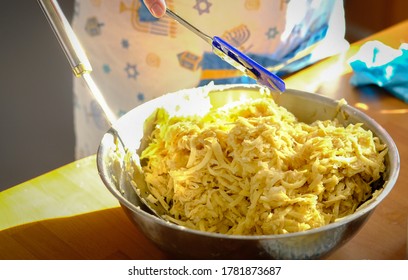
[0,207,170,260]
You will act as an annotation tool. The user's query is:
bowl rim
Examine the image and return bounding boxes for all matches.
[97,84,400,240]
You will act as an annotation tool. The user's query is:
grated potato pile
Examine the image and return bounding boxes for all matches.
[137,97,387,235]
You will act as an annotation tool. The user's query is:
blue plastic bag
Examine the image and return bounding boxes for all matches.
[349,41,408,103]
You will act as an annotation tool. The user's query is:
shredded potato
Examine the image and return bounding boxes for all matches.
[137,97,387,235]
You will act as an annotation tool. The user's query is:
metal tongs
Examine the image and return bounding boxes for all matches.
[38,0,116,124]
[37,0,171,219]
[166,9,286,93]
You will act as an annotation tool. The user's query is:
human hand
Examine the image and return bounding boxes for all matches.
[143,0,166,18]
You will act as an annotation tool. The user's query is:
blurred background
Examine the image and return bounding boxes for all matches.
[1,0,407,192]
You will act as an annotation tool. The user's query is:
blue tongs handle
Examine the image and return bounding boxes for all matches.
[212,36,285,92]
[165,8,285,93]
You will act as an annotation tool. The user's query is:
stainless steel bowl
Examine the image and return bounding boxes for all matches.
[97,84,400,259]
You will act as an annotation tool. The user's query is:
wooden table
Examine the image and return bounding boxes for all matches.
[1,20,407,260]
